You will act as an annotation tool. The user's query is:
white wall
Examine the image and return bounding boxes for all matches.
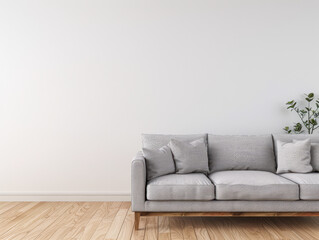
[1,0,319,200]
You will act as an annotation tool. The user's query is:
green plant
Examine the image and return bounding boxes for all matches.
[284,93,319,134]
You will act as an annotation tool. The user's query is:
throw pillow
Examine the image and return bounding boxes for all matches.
[142,145,175,180]
[276,139,312,174]
[311,143,319,172]
[292,140,319,172]
[169,138,209,174]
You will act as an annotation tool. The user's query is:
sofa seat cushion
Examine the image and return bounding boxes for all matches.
[209,170,299,200]
[281,173,319,200]
[146,173,214,201]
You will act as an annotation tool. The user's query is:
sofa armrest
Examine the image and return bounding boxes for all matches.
[131,151,146,211]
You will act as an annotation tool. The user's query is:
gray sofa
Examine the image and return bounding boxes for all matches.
[131,134,319,229]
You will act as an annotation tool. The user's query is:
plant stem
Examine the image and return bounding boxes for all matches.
[292,108,310,133]
[309,106,319,119]
[308,102,311,134]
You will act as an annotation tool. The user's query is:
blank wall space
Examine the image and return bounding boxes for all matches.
[0,0,319,198]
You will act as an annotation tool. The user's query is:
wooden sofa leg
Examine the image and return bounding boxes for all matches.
[135,212,141,230]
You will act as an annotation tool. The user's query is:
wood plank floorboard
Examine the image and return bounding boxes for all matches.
[0,202,318,239]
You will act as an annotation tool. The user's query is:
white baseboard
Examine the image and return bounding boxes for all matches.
[0,192,131,201]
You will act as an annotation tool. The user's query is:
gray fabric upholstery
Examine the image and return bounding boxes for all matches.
[142,146,175,180]
[312,143,319,172]
[169,138,209,174]
[142,134,207,150]
[209,170,299,200]
[145,200,319,212]
[146,173,214,201]
[273,134,319,172]
[208,135,276,172]
[276,139,312,174]
[281,173,319,200]
[131,151,146,211]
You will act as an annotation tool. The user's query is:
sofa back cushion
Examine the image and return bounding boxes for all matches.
[273,134,319,172]
[208,135,276,172]
[142,134,207,149]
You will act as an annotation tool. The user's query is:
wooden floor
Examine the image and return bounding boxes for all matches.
[0,202,319,240]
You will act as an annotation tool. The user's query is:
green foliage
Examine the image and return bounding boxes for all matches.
[284,93,319,134]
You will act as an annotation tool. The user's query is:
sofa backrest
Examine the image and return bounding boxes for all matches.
[208,135,276,173]
[142,133,319,173]
[142,134,207,149]
[272,134,319,159]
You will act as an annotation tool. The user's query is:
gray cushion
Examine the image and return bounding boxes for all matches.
[294,140,319,172]
[273,134,319,172]
[312,143,319,172]
[146,173,214,201]
[142,146,175,180]
[208,135,276,172]
[276,139,312,174]
[169,138,209,174]
[209,170,299,200]
[142,134,207,150]
[281,173,319,200]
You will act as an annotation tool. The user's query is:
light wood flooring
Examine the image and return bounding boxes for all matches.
[0,202,319,239]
